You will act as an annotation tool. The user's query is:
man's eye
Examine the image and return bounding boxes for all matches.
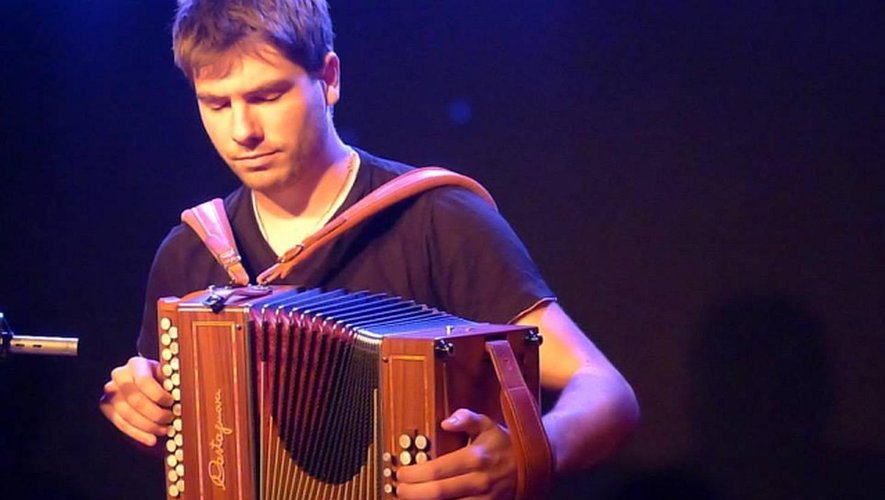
[204,101,229,111]
[252,93,282,103]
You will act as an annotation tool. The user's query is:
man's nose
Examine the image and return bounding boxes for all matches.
[231,103,263,148]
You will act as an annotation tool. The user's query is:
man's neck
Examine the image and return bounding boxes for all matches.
[253,140,352,220]
[251,141,356,256]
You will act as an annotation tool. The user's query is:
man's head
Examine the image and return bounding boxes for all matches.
[172,0,334,81]
[171,1,344,196]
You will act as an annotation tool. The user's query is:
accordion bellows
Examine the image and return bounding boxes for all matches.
[157,286,544,499]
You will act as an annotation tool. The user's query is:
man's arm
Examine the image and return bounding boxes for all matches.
[520,301,639,473]
[395,301,639,498]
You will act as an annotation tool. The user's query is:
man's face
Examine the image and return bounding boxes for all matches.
[193,43,336,195]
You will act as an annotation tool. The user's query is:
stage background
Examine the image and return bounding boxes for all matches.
[1,1,882,498]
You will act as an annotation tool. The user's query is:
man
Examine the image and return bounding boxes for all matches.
[100,1,639,498]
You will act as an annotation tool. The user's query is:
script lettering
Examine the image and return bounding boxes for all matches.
[208,389,233,490]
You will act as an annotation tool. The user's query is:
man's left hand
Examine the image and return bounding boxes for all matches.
[394,408,516,499]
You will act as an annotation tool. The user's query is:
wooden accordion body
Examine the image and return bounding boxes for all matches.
[157,286,542,500]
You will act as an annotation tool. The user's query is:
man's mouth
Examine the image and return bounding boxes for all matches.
[233,151,277,168]
[234,151,276,160]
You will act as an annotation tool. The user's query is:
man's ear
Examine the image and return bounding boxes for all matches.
[320,52,341,107]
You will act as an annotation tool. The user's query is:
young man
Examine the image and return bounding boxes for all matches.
[100,1,638,498]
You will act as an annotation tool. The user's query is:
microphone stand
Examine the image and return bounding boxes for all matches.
[0,312,79,358]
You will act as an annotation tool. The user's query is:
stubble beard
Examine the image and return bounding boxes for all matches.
[229,153,294,194]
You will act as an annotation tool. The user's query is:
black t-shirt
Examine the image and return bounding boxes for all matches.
[136,150,554,359]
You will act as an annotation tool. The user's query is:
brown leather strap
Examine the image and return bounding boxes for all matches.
[180,199,250,286]
[257,167,497,285]
[485,339,554,499]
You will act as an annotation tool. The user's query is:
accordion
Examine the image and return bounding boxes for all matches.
[157,285,550,500]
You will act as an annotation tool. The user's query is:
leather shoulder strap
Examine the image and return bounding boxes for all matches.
[486,339,554,499]
[257,167,497,285]
[180,198,250,286]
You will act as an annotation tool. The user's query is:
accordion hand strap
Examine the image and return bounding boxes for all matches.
[257,167,497,285]
[181,199,250,286]
[485,339,554,499]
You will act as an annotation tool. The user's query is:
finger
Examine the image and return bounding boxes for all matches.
[396,442,491,484]
[109,361,174,428]
[129,357,175,407]
[440,408,498,438]
[113,366,173,425]
[104,388,170,436]
[120,382,175,425]
[395,471,494,500]
[100,393,161,447]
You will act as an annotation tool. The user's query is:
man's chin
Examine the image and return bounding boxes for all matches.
[238,174,298,196]
[242,179,279,194]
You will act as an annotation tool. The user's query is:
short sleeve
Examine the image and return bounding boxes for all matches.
[425,187,555,324]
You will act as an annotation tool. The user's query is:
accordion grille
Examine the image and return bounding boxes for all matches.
[256,289,405,499]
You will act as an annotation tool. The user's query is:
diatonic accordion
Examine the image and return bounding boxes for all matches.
[157,285,543,500]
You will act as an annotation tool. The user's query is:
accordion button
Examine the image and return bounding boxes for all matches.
[168,484,179,497]
[162,364,174,378]
[176,463,185,477]
[166,440,177,453]
[175,449,184,461]
[383,483,395,495]
[172,403,182,416]
[176,479,185,493]
[173,418,183,432]
[382,452,393,463]
[174,434,184,447]
[171,373,181,387]
[163,379,175,392]
[171,358,180,370]
[383,467,394,479]
[168,469,179,483]
[166,426,176,439]
[399,451,413,466]
[161,334,172,346]
[168,326,179,340]
[161,349,173,361]
[160,318,172,331]
[170,342,180,355]
[414,434,429,450]
[166,455,178,468]
[172,388,181,401]
[415,452,428,464]
[398,434,412,450]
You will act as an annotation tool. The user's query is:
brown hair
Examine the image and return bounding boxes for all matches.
[172,0,334,79]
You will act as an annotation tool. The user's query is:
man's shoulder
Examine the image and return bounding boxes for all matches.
[355,148,492,212]
[155,221,205,261]
[355,148,414,187]
[157,186,248,256]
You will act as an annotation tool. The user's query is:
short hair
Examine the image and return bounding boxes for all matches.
[172,0,334,79]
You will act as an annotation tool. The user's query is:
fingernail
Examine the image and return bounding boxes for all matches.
[446,415,460,425]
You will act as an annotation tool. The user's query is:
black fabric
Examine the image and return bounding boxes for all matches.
[136,150,554,359]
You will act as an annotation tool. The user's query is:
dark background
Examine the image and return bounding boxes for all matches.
[1,1,883,498]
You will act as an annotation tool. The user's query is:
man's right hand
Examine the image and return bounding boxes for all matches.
[99,356,175,447]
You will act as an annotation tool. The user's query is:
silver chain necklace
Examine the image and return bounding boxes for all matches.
[252,151,359,244]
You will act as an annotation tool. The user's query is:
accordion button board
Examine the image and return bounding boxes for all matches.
[157,285,542,499]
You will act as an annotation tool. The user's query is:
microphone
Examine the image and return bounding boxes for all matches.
[5,335,79,356]
[0,312,79,357]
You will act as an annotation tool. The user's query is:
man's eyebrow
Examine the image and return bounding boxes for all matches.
[196,92,227,103]
[196,79,294,103]
[243,79,294,97]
